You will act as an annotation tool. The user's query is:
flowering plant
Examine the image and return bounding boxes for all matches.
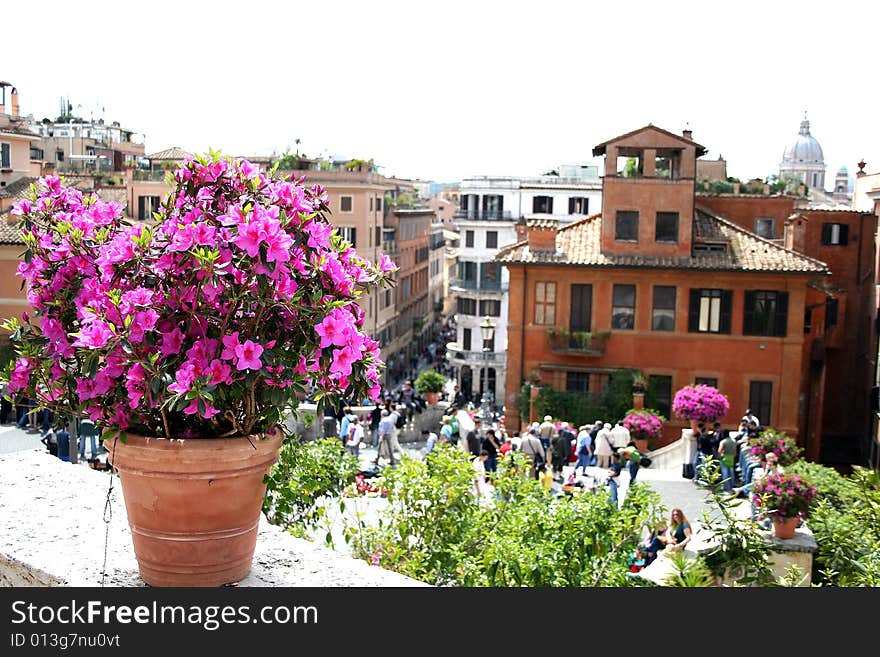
[622,409,665,443]
[2,153,397,439]
[751,471,817,520]
[747,429,802,466]
[671,384,730,423]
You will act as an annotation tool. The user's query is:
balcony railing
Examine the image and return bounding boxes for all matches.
[448,349,505,364]
[451,279,504,291]
[453,210,514,221]
[546,329,610,355]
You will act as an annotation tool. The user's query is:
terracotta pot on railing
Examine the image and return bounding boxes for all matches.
[105,431,283,587]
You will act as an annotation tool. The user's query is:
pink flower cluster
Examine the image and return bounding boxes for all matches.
[751,471,817,520]
[671,384,730,423]
[747,430,802,466]
[4,154,398,438]
[622,410,665,441]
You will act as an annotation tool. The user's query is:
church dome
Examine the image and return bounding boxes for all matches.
[782,119,824,164]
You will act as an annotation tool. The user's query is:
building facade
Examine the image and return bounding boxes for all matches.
[499,125,829,453]
[447,167,603,406]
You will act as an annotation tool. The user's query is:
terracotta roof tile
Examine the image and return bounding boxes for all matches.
[496,209,828,274]
[0,176,37,199]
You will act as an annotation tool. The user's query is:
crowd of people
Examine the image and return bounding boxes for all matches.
[688,408,766,493]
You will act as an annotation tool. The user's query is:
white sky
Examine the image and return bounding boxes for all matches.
[5,0,878,184]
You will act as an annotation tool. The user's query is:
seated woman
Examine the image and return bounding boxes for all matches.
[641,522,668,566]
[665,508,693,552]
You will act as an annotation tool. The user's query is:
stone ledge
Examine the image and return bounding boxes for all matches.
[0,449,427,587]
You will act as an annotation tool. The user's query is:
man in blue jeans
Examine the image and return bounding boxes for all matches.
[717,429,738,491]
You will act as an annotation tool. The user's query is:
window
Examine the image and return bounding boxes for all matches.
[340,195,353,212]
[743,291,788,337]
[56,149,64,162]
[137,195,161,221]
[568,197,589,215]
[376,196,382,212]
[375,226,381,246]
[480,262,500,289]
[611,284,636,330]
[655,156,671,179]
[755,218,775,239]
[824,297,838,329]
[482,194,503,219]
[694,377,718,388]
[533,196,553,214]
[749,381,772,427]
[652,286,676,331]
[337,226,357,247]
[804,308,812,334]
[688,289,732,334]
[458,261,477,286]
[369,197,373,212]
[486,231,498,249]
[569,284,592,334]
[655,212,679,243]
[462,328,472,351]
[465,230,474,248]
[534,282,556,325]
[457,298,477,315]
[821,223,848,246]
[479,299,501,317]
[615,210,639,241]
[30,146,44,161]
[566,372,590,393]
[647,375,672,419]
[0,143,10,169]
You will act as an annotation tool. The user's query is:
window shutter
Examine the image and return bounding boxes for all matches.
[720,290,733,334]
[821,224,832,245]
[498,195,503,214]
[839,224,849,245]
[774,292,789,337]
[688,289,700,332]
[743,290,756,335]
[138,196,146,220]
[547,197,553,214]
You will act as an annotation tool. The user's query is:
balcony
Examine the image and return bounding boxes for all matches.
[546,329,610,356]
[450,279,505,292]
[446,346,506,364]
[453,210,514,221]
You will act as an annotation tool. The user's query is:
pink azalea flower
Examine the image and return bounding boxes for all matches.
[234,340,264,371]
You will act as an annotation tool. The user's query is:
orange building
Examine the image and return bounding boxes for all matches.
[498,125,831,457]
[697,194,877,465]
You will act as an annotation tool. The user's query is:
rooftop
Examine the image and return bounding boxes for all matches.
[496,207,829,274]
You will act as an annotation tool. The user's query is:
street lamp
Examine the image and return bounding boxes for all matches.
[479,315,496,424]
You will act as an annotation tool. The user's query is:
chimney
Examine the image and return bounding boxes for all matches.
[515,220,527,242]
[784,213,807,253]
[10,87,19,117]
[682,128,693,141]
[526,220,558,253]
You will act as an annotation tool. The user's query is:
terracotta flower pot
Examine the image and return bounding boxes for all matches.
[771,515,799,540]
[105,431,283,587]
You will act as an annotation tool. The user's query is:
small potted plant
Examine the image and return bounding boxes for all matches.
[747,429,802,467]
[751,471,818,539]
[672,384,730,431]
[415,369,446,405]
[622,408,665,451]
[3,154,397,586]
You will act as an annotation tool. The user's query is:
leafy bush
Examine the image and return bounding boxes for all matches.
[533,387,607,430]
[805,467,880,586]
[414,369,446,394]
[786,460,857,512]
[263,437,359,538]
[347,444,665,586]
[748,429,802,466]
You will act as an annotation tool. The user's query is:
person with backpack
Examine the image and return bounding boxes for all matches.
[621,441,643,483]
[374,409,397,467]
[519,427,545,480]
[449,411,461,445]
[345,416,364,457]
[466,418,483,458]
[595,423,615,468]
[717,429,738,491]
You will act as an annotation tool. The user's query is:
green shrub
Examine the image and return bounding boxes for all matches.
[786,460,857,512]
[347,444,665,586]
[414,369,446,394]
[262,436,359,538]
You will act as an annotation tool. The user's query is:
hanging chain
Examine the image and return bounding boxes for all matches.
[100,436,118,588]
